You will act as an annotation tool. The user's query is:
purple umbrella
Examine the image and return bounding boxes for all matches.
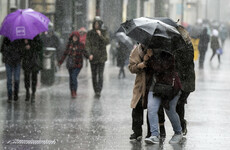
[0,8,50,41]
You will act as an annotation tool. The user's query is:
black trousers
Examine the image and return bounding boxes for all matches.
[132,98,165,135]
[90,63,105,93]
[24,70,38,93]
[176,91,190,128]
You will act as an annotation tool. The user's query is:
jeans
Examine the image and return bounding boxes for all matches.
[5,64,21,98]
[148,91,182,136]
[90,63,105,93]
[68,68,81,91]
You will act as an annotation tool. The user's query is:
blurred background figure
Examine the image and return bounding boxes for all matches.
[198,27,210,69]
[188,20,203,62]
[115,32,133,79]
[109,34,118,66]
[219,24,228,48]
[40,23,64,63]
[210,29,221,64]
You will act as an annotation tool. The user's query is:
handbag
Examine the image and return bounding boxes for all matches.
[66,55,75,69]
[153,78,176,99]
[66,48,75,69]
[216,48,223,55]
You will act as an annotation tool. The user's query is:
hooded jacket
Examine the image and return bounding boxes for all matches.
[85,18,110,64]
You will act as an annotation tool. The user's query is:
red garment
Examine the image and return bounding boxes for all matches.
[78,27,87,45]
[79,33,87,45]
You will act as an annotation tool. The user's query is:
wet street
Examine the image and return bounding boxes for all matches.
[1,39,230,150]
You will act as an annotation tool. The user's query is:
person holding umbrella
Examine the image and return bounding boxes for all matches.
[0,7,23,103]
[0,8,50,102]
[120,17,185,144]
[0,38,23,102]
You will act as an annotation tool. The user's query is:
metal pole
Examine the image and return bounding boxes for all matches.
[181,0,184,24]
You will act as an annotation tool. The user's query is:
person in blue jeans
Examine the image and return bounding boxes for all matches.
[144,48,183,144]
[1,37,23,102]
[59,31,93,98]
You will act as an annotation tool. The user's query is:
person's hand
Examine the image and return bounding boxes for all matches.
[143,54,149,61]
[146,49,153,57]
[96,30,101,36]
[89,55,93,61]
[137,62,146,69]
[25,45,30,50]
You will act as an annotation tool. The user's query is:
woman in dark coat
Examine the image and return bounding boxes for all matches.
[22,35,43,102]
[58,31,92,98]
[198,27,210,69]
[210,29,221,63]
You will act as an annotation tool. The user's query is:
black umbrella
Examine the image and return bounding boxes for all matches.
[115,32,133,50]
[150,17,179,28]
[120,17,181,47]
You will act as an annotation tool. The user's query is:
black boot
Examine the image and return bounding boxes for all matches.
[181,120,187,135]
[159,125,166,138]
[31,93,35,103]
[14,82,19,101]
[25,90,30,101]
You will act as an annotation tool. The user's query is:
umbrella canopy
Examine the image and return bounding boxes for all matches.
[120,17,180,47]
[115,32,133,50]
[0,8,50,41]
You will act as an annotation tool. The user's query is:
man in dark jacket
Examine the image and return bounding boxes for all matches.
[1,38,23,102]
[85,16,110,97]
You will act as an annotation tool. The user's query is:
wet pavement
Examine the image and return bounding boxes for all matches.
[1,39,230,150]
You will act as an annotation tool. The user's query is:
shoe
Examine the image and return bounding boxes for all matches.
[159,125,166,138]
[145,132,151,138]
[130,133,142,141]
[71,90,76,98]
[31,93,35,103]
[7,97,12,103]
[95,92,101,97]
[145,136,160,144]
[169,134,183,144]
[14,95,18,101]
[25,91,30,101]
[181,120,187,135]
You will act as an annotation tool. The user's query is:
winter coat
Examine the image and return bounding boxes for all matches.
[128,44,148,109]
[0,37,23,67]
[85,19,110,64]
[198,28,210,52]
[22,35,43,72]
[211,36,220,51]
[59,32,89,69]
[174,25,195,92]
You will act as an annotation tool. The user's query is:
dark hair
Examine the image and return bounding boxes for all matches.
[92,17,103,30]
